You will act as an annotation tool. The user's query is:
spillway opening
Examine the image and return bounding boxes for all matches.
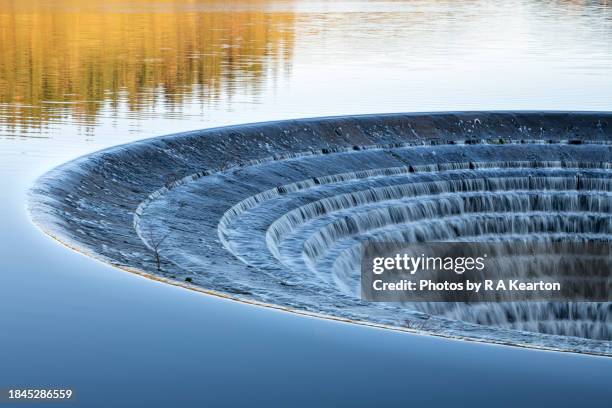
[30,112,612,355]
[215,146,612,342]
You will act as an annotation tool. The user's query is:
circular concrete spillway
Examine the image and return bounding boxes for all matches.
[29,112,612,356]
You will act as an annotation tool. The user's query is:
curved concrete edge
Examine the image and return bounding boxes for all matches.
[26,111,612,356]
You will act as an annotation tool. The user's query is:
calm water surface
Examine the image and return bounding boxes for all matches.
[1,0,612,406]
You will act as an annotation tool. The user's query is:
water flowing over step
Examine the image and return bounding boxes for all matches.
[29,112,612,356]
[141,144,612,343]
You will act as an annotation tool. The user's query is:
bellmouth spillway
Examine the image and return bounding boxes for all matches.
[29,112,612,356]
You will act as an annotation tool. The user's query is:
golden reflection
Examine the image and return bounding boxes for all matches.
[0,0,295,129]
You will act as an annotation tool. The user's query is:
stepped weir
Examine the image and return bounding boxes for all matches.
[29,112,612,355]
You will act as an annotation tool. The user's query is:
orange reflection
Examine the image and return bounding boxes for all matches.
[0,0,295,129]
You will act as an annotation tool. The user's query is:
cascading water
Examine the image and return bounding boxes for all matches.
[28,112,612,355]
[216,148,612,342]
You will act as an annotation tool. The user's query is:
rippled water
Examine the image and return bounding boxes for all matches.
[1,0,612,151]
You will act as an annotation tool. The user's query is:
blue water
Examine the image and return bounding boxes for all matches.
[3,182,612,406]
[2,0,612,406]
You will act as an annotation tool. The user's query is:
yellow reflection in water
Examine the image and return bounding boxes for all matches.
[0,0,294,130]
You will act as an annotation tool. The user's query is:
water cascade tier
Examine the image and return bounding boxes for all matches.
[29,112,612,355]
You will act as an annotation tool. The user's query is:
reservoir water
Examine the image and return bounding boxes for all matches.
[2,1,612,406]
